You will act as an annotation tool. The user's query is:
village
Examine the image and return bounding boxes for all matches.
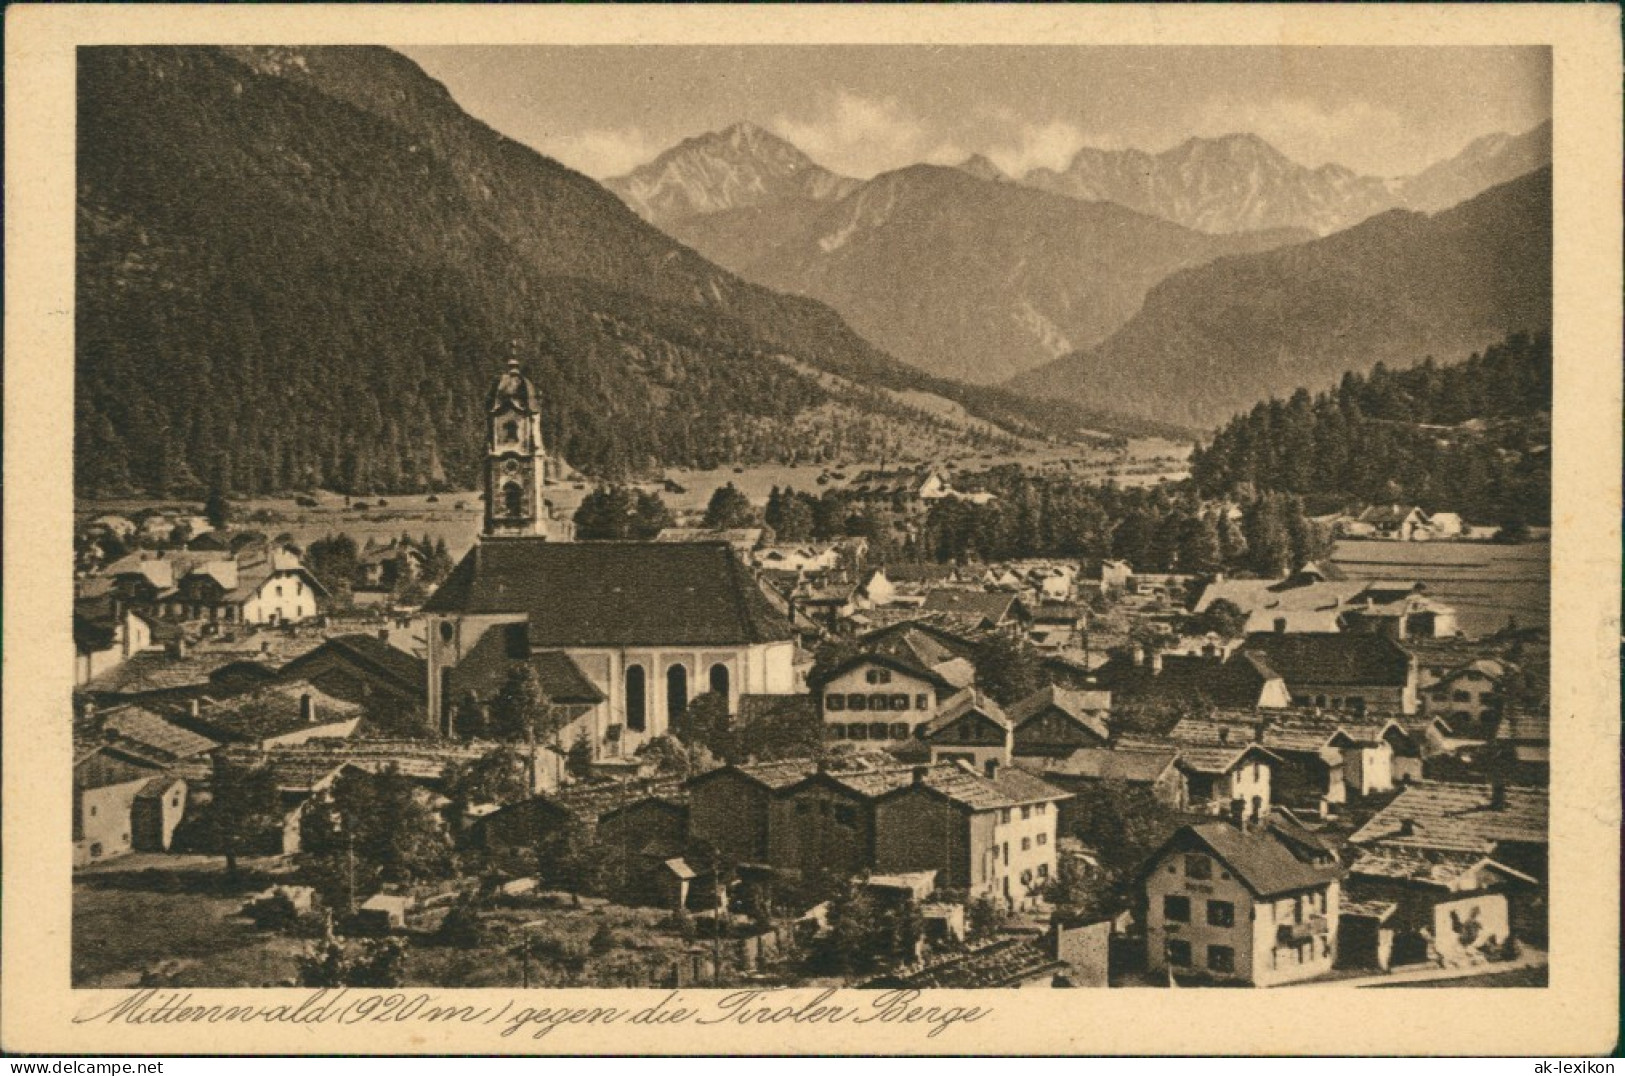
[71,357,1550,992]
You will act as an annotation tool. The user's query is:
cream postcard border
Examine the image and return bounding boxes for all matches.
[5,3,1620,1056]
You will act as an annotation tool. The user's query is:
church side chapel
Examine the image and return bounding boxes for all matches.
[422,352,798,767]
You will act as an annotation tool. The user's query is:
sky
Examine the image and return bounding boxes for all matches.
[398,45,1551,181]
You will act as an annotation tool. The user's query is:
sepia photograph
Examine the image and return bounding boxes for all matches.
[6,2,1620,1058]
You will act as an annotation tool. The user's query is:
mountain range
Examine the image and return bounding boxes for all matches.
[76,48,1177,499]
[607,120,1550,387]
[1008,167,1552,429]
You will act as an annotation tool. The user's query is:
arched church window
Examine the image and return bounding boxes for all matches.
[625,665,646,732]
[502,481,524,518]
[502,419,519,443]
[438,621,454,644]
[709,662,730,699]
[667,664,689,723]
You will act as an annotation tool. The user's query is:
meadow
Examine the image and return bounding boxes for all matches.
[1331,539,1550,637]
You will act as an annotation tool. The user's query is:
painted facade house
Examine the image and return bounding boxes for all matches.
[1347,780,1548,945]
[1008,685,1112,758]
[1141,820,1344,986]
[1341,846,1538,970]
[92,548,328,626]
[812,653,964,750]
[1237,632,1419,715]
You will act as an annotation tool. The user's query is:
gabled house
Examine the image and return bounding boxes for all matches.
[74,603,154,686]
[923,690,1013,772]
[176,683,362,750]
[1237,632,1419,715]
[1421,658,1509,732]
[1140,820,1344,986]
[1008,685,1111,758]
[873,762,1069,910]
[1119,733,1278,820]
[919,589,1020,631]
[1357,505,1430,541]
[74,749,164,866]
[811,653,964,749]
[1028,746,1189,819]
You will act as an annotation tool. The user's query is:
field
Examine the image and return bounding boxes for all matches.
[79,438,1194,560]
[1331,539,1550,637]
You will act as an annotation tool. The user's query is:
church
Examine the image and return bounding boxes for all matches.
[421,354,798,762]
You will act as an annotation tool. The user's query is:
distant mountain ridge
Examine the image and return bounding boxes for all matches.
[672,163,1314,384]
[608,121,1550,386]
[605,122,859,224]
[1021,122,1551,235]
[1007,168,1552,430]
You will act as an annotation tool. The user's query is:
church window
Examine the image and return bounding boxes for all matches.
[439,621,454,644]
[625,665,647,732]
[502,482,524,518]
[666,664,689,722]
[502,419,519,443]
[709,663,730,698]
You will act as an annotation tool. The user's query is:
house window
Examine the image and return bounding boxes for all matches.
[826,694,846,712]
[1163,895,1191,923]
[1453,690,1471,703]
[868,722,888,740]
[1207,900,1235,928]
[915,694,930,709]
[848,694,868,712]
[865,668,892,685]
[1166,940,1192,967]
[1185,855,1212,880]
[1000,808,1011,824]
[849,723,869,741]
[1207,945,1235,974]
[1036,803,1046,815]
[889,694,909,711]
[89,805,98,817]
[1021,837,1031,851]
[1037,833,1047,846]
[709,663,730,698]
[868,693,889,711]
[276,585,283,598]
[625,665,647,732]
[1021,805,1032,820]
[1037,863,1048,878]
[889,723,909,740]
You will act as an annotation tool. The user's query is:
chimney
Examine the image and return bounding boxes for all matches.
[82,700,96,722]
[1490,780,1507,810]
[1218,726,1230,745]
[912,766,929,786]
[301,692,316,724]
[1228,799,1245,827]
[1396,817,1415,837]
[1150,650,1164,675]
[378,628,390,642]
[188,699,201,720]
[816,758,830,775]
[984,758,1000,781]
[1274,617,1288,635]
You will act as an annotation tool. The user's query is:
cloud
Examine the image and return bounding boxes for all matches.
[1188,96,1409,173]
[533,127,664,179]
[770,91,964,178]
[985,120,1094,178]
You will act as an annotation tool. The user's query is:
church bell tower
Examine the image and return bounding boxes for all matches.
[483,347,550,539]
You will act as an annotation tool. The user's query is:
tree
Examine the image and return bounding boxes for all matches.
[300,767,454,911]
[703,483,757,530]
[971,634,1044,707]
[534,816,614,905]
[1191,598,1248,639]
[629,491,674,540]
[636,734,719,780]
[203,754,283,879]
[668,690,734,760]
[966,893,1007,941]
[204,487,233,531]
[489,665,569,786]
[443,744,533,811]
[298,936,408,987]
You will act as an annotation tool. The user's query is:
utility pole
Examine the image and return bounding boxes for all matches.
[346,829,358,917]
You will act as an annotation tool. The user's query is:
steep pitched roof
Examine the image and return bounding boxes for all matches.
[1034,746,1179,784]
[182,682,361,744]
[281,634,426,695]
[75,748,162,791]
[99,705,220,762]
[919,589,1017,624]
[1348,781,1547,853]
[1239,632,1413,687]
[1006,684,1111,741]
[422,540,791,647]
[1154,822,1343,899]
[923,690,1011,739]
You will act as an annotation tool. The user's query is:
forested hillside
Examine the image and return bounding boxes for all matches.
[1009,169,1552,430]
[1190,332,1551,524]
[76,47,1163,499]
